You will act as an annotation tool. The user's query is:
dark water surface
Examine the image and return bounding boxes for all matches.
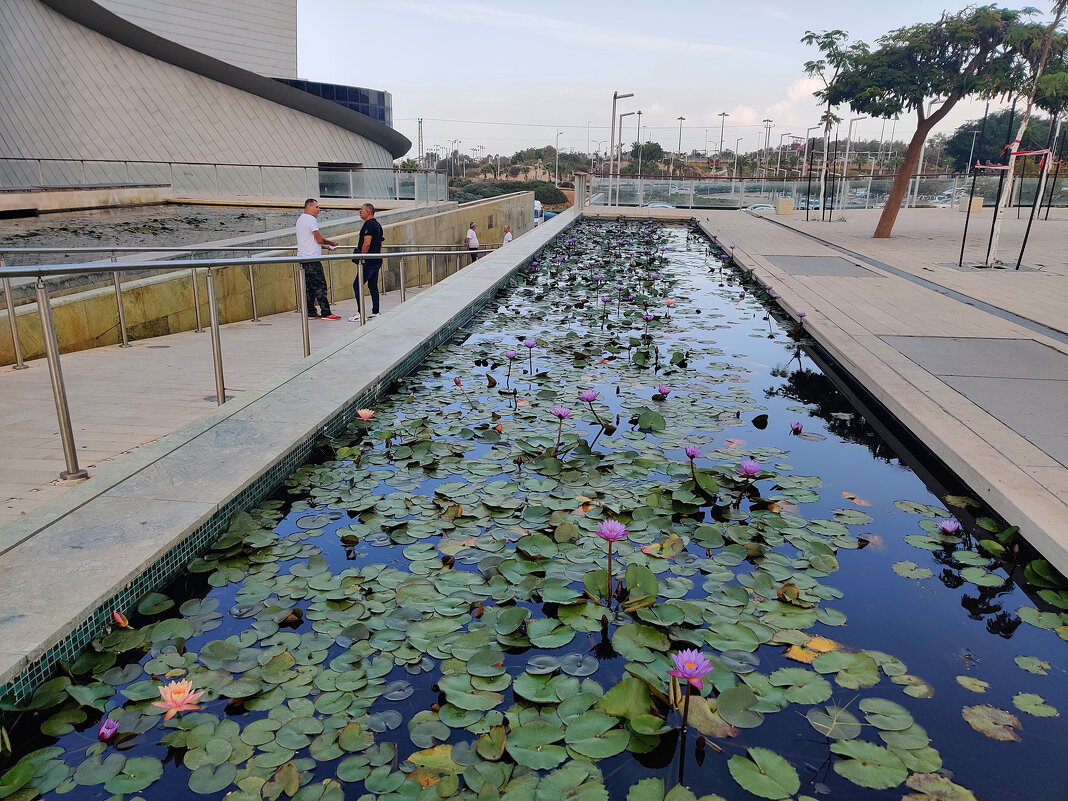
[4,219,1064,801]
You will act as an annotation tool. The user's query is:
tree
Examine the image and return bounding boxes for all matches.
[398,158,419,170]
[944,109,1053,171]
[812,6,1050,238]
[802,30,867,214]
[989,1,1068,264]
[629,142,665,164]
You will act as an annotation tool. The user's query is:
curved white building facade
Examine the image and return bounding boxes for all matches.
[0,0,410,196]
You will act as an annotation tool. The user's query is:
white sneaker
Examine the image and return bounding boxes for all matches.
[348,314,361,322]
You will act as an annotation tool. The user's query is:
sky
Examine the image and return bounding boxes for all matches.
[296,1,1053,162]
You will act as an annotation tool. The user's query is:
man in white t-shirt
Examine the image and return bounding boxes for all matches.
[465,222,480,264]
[502,225,512,244]
[295,199,339,319]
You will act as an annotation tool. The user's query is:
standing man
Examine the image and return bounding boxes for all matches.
[465,221,480,263]
[350,203,384,321]
[295,199,340,319]
[502,224,513,244]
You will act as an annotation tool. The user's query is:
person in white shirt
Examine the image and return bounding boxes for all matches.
[295,199,339,319]
[465,222,480,263]
[502,224,512,244]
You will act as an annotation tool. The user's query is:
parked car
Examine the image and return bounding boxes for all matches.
[742,204,774,212]
[642,201,674,208]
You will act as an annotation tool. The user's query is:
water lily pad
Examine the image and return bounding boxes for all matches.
[364,765,405,795]
[476,726,507,760]
[73,753,126,786]
[715,686,763,728]
[727,748,800,800]
[831,740,906,789]
[893,561,933,580]
[137,592,175,615]
[1014,656,1050,675]
[812,651,880,689]
[768,668,832,704]
[806,706,862,739]
[955,676,990,694]
[961,705,1021,741]
[506,720,567,769]
[859,697,913,731]
[563,711,629,758]
[103,756,164,794]
[188,763,237,795]
[903,772,978,800]
[1012,692,1058,718]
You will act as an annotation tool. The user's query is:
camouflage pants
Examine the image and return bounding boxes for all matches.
[304,262,330,316]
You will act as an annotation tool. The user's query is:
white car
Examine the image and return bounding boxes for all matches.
[742,204,774,212]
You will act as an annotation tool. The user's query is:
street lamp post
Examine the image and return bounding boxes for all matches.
[839,116,866,207]
[775,132,793,177]
[761,119,773,167]
[733,137,743,179]
[670,116,685,177]
[617,112,636,202]
[608,91,634,206]
[554,130,563,186]
[718,111,730,167]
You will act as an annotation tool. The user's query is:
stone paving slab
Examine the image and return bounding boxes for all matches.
[0,210,572,692]
[884,335,1068,380]
[765,255,877,277]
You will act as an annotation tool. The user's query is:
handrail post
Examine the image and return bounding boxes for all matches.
[357,262,366,325]
[430,255,436,285]
[205,267,226,405]
[327,259,335,306]
[2,256,28,369]
[110,252,130,348]
[292,264,301,313]
[190,268,204,332]
[298,266,311,357]
[247,264,259,321]
[399,257,406,302]
[35,279,87,479]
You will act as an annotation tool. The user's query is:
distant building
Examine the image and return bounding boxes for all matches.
[0,0,410,196]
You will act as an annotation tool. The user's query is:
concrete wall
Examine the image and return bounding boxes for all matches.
[0,185,173,215]
[0,194,534,365]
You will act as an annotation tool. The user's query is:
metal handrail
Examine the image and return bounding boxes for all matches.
[2,247,485,481]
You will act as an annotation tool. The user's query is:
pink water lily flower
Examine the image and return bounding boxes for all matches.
[937,518,961,534]
[668,649,715,689]
[737,459,762,478]
[552,407,572,420]
[657,385,671,397]
[357,409,374,421]
[665,299,675,306]
[596,519,628,542]
[685,446,701,460]
[152,680,204,721]
[578,389,599,403]
[790,422,803,434]
[505,350,518,360]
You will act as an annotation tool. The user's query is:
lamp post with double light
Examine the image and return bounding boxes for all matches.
[608,91,634,206]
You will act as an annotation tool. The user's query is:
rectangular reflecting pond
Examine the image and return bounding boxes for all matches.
[3,218,1065,801]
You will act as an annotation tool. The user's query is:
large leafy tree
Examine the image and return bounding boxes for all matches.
[811,6,1049,238]
[944,109,1053,171]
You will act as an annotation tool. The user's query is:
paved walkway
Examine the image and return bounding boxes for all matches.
[695,207,1068,572]
[0,282,424,526]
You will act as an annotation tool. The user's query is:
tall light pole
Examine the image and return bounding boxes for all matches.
[761,119,773,167]
[554,130,563,186]
[449,138,460,179]
[734,137,743,178]
[775,132,793,177]
[637,116,645,177]
[839,116,865,207]
[802,125,820,177]
[586,121,591,167]
[592,140,606,174]
[670,116,685,177]
[965,129,981,174]
[718,112,730,166]
[608,91,634,206]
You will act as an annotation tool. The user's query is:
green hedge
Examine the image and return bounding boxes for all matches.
[451,180,567,206]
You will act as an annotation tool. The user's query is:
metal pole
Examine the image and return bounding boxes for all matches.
[110,253,130,348]
[247,264,259,321]
[357,263,366,326]
[960,104,990,267]
[327,260,335,306]
[430,255,437,284]
[399,257,407,302]
[292,265,301,313]
[35,279,87,479]
[204,268,226,404]
[1016,150,1048,270]
[2,258,28,369]
[190,268,204,332]
[298,266,311,356]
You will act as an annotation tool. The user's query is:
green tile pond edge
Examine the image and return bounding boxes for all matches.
[0,210,580,710]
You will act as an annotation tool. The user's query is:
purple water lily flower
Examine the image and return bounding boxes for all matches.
[642,314,654,322]
[524,339,536,349]
[552,407,572,420]
[601,296,611,304]
[596,520,628,541]
[578,389,600,403]
[790,422,803,434]
[770,292,780,299]
[505,350,517,360]
[657,385,671,397]
[685,446,701,460]
[937,518,961,534]
[98,717,119,741]
[668,649,714,690]
[737,459,762,478]
[651,272,659,280]
[798,311,807,319]
[595,274,604,282]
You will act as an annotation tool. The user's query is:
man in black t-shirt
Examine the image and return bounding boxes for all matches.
[350,203,385,320]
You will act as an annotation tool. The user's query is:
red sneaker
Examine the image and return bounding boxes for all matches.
[322,314,341,320]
